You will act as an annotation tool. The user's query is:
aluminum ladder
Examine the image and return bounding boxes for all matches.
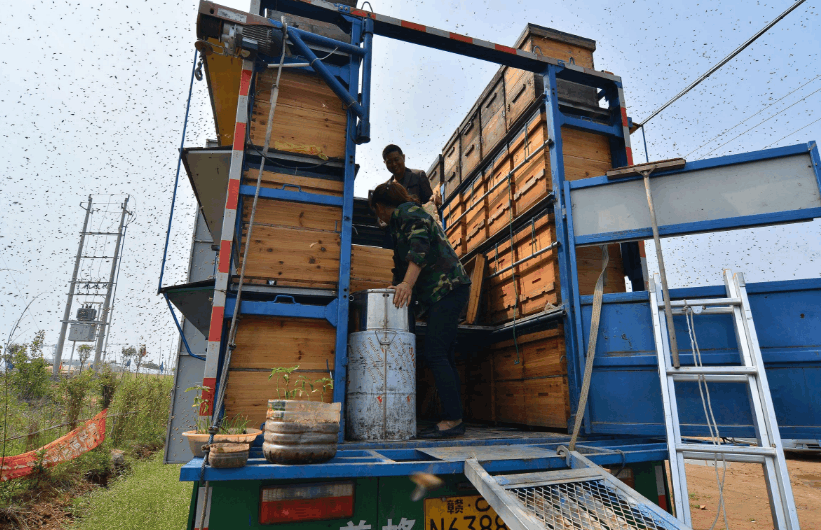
[649,269,800,529]
[464,449,692,530]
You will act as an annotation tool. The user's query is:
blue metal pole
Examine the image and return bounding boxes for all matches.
[286,25,367,58]
[331,18,363,443]
[356,18,374,144]
[543,64,587,434]
[641,125,650,163]
[158,48,199,294]
[287,30,366,119]
[163,293,205,361]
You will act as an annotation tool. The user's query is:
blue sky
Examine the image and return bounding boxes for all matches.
[1,0,818,365]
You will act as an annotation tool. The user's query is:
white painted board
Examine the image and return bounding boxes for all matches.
[571,152,821,240]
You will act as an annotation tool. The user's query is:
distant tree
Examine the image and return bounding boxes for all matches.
[142,360,161,372]
[6,331,50,401]
[77,344,93,373]
[135,344,147,377]
[120,346,137,374]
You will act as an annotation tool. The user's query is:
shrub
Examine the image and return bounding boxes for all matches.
[62,372,93,430]
[97,367,118,410]
[108,376,172,452]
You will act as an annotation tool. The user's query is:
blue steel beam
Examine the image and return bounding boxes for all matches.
[287,29,365,119]
[543,64,589,435]
[224,296,338,326]
[330,17,363,444]
[561,114,623,137]
[179,441,669,481]
[238,184,344,207]
[356,18,374,143]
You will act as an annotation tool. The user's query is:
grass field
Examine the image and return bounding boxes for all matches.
[71,454,190,530]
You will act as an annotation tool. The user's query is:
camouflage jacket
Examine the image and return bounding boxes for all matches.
[390,202,470,316]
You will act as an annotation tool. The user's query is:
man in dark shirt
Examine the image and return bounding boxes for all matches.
[383,144,433,205]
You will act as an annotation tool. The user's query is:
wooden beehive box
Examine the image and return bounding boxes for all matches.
[223,316,337,428]
[464,172,489,254]
[249,70,348,160]
[442,129,462,200]
[460,102,483,179]
[427,155,443,194]
[486,148,514,239]
[480,75,507,156]
[468,326,569,429]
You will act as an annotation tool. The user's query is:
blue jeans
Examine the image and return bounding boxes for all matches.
[421,284,470,421]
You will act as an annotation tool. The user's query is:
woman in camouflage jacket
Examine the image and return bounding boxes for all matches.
[370,181,471,439]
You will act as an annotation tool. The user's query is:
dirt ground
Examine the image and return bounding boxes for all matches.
[683,452,821,529]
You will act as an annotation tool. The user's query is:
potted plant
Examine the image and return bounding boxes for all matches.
[181,385,262,458]
[263,366,340,465]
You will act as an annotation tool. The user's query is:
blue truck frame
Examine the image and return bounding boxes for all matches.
[160,0,821,526]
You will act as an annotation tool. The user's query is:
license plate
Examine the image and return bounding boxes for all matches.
[424,495,508,530]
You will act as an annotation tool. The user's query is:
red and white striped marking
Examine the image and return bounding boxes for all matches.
[616,86,650,289]
[293,0,622,83]
[201,59,254,419]
[654,464,670,512]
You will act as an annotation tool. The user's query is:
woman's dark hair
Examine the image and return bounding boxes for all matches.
[369,181,420,211]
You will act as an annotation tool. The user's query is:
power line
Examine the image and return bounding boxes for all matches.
[637,0,809,128]
[764,115,821,148]
[701,86,821,156]
[685,75,821,158]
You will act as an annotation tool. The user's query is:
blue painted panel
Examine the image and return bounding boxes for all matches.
[574,279,821,438]
[561,115,622,137]
[238,184,344,207]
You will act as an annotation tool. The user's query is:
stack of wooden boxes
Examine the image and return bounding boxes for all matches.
[428,25,628,429]
[200,13,394,428]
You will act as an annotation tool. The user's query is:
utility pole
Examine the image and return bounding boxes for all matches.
[93,197,129,372]
[53,196,93,377]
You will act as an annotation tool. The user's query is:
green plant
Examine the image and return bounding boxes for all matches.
[268,366,334,400]
[5,331,51,401]
[219,414,249,435]
[98,367,118,409]
[62,371,92,430]
[184,385,211,434]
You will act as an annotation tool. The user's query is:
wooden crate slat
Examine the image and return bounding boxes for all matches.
[250,70,347,159]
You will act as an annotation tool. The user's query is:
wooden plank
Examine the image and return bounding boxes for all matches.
[240,225,341,282]
[241,169,344,197]
[464,174,489,253]
[524,36,594,69]
[494,380,527,425]
[560,128,612,162]
[524,376,570,428]
[242,201,341,232]
[522,336,566,379]
[465,254,487,324]
[231,316,336,371]
[249,70,347,159]
[492,345,524,382]
[224,370,333,429]
[513,214,559,315]
[576,244,625,295]
[460,107,482,177]
[443,130,461,199]
[504,71,540,129]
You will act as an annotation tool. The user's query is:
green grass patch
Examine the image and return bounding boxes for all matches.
[71,454,190,530]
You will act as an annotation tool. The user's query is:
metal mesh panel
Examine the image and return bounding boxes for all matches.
[512,479,673,530]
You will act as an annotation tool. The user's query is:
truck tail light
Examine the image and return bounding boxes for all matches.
[259,482,355,524]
